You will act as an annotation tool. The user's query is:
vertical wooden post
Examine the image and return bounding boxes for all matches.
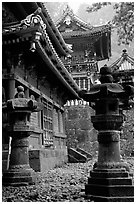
[8,79,15,99]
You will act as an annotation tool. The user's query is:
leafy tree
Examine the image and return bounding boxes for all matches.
[87,2,134,45]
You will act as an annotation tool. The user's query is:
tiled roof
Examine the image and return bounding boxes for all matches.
[2,2,72,56]
[55,4,111,61]
[37,2,73,55]
[110,49,134,72]
[2,9,45,35]
[2,8,80,98]
[61,24,111,38]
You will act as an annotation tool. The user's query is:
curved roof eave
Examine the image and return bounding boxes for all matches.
[61,24,111,38]
[36,2,73,56]
[2,14,80,100]
[110,50,134,72]
[110,50,134,67]
[36,40,80,99]
[3,2,72,57]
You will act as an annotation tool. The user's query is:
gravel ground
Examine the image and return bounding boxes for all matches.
[2,157,134,202]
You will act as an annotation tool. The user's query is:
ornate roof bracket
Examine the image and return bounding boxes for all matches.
[3,9,48,53]
[3,8,46,36]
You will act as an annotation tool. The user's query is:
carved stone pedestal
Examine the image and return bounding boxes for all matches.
[86,168,134,202]
[3,132,35,186]
[85,114,134,201]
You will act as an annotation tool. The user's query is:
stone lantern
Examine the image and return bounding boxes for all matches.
[79,65,134,202]
[2,86,43,186]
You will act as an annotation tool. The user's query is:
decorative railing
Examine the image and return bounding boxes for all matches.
[62,59,98,74]
[65,99,89,107]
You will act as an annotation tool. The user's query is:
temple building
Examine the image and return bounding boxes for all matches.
[2,2,80,172]
[110,49,134,87]
[110,49,134,156]
[56,5,111,94]
[56,6,112,156]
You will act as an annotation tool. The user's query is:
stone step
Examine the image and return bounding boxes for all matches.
[88,177,132,185]
[85,184,134,197]
[3,182,33,187]
[94,168,126,173]
[90,171,129,178]
[3,170,36,186]
[3,170,34,178]
[68,154,79,163]
[76,147,92,159]
[85,194,134,202]
[68,154,86,163]
[68,148,87,163]
[3,175,35,184]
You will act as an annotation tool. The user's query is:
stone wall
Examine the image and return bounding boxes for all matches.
[64,105,98,157]
[65,105,134,158]
[120,108,134,156]
[29,134,68,172]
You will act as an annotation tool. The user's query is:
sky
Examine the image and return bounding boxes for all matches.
[67,1,92,13]
[39,0,93,13]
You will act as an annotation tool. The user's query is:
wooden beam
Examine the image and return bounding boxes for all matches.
[14,74,64,111]
[100,36,104,59]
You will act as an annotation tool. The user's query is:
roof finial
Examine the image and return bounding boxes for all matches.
[123,49,127,53]
[63,4,73,14]
[122,49,128,58]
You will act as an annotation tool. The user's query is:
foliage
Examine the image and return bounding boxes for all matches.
[87,2,134,45]
[86,2,111,12]
[121,108,134,156]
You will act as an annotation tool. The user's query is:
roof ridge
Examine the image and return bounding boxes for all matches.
[56,4,92,30]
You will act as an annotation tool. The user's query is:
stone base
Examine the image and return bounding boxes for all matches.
[2,165,35,186]
[85,168,134,202]
[84,195,134,202]
[29,148,68,172]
